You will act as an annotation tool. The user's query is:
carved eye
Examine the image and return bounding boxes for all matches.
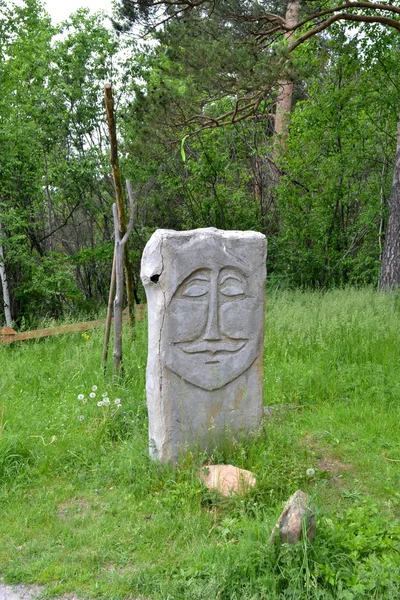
[182,280,209,297]
[220,277,246,297]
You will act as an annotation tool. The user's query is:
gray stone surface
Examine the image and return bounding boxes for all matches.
[141,227,267,462]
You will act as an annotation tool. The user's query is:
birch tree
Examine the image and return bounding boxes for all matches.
[0,224,12,327]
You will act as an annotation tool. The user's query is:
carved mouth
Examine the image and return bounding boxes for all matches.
[176,339,248,355]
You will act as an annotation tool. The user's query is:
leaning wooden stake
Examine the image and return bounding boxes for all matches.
[104,82,136,329]
[113,183,135,377]
[101,252,116,371]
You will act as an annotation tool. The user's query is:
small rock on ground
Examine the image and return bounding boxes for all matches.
[270,489,316,544]
[200,464,256,496]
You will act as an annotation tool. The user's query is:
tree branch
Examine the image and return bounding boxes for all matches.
[289,13,400,53]
[120,0,400,139]
[36,202,80,246]
[291,1,400,33]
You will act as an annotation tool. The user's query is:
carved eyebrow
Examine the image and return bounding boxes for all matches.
[220,273,244,284]
[185,273,210,282]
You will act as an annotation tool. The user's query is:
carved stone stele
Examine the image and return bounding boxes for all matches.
[141,228,267,462]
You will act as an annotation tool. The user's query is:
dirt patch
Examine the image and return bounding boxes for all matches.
[0,580,145,600]
[0,581,43,600]
[316,456,352,486]
[103,562,138,576]
[303,434,353,486]
[57,499,91,520]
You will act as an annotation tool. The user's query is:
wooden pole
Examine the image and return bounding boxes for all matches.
[104,82,136,329]
[112,186,135,377]
[101,252,116,371]
[113,206,124,377]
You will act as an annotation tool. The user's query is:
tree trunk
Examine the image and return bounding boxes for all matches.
[256,0,300,233]
[379,119,400,290]
[104,83,136,328]
[273,0,300,153]
[274,79,295,154]
[0,223,12,327]
[43,153,53,252]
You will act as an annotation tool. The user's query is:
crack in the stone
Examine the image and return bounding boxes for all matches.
[223,245,250,269]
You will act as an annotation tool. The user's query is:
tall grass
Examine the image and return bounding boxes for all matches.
[0,288,399,599]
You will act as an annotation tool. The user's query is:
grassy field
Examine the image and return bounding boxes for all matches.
[0,288,400,599]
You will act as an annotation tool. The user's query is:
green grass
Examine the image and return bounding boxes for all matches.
[1,288,400,599]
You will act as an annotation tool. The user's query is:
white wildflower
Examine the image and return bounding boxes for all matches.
[97,401,104,407]
[103,397,110,405]
[77,415,85,421]
[306,468,315,477]
[114,398,121,405]
[89,392,96,399]
[102,392,108,398]
[77,394,85,400]
[92,385,98,391]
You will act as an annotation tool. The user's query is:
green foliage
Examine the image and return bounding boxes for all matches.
[119,17,400,290]
[1,1,400,321]
[0,0,124,323]
[274,32,399,287]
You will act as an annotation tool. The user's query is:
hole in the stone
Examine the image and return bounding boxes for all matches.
[150,274,160,283]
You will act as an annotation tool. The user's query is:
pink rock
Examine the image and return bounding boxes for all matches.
[199,464,256,496]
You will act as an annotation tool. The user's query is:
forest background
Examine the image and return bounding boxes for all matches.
[1,0,400,327]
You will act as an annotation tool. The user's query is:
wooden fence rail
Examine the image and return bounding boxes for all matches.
[0,305,146,344]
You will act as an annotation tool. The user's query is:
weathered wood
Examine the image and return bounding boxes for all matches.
[113,203,124,376]
[0,319,119,343]
[0,307,146,344]
[125,180,137,334]
[0,327,16,336]
[102,252,117,371]
[112,183,135,376]
[104,83,136,328]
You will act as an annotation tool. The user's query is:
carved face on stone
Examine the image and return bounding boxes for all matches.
[163,243,264,390]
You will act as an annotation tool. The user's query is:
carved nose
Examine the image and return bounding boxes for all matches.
[203,306,221,340]
[203,276,221,341]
